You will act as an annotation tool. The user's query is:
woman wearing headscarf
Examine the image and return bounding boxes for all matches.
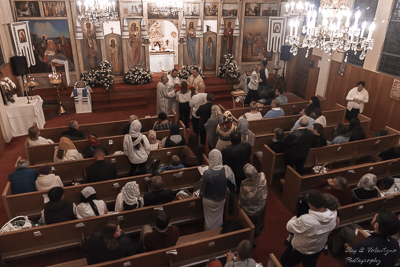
[205,105,223,149]
[115,181,144,212]
[35,164,63,191]
[215,111,237,151]
[239,163,267,238]
[147,130,162,150]
[162,124,186,148]
[352,173,382,202]
[83,134,109,158]
[200,149,235,230]
[76,186,108,219]
[123,120,151,176]
[53,137,83,163]
[236,117,255,147]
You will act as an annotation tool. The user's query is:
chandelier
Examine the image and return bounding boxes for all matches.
[285,0,375,61]
[148,0,183,14]
[77,0,118,26]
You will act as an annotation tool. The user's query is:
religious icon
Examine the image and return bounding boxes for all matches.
[222,4,237,17]
[186,21,197,64]
[223,20,234,55]
[245,4,261,16]
[204,3,218,16]
[273,23,281,33]
[262,4,279,16]
[204,33,216,70]
[242,18,268,62]
[15,1,40,17]
[108,38,121,74]
[129,20,141,66]
[18,29,27,43]
[83,21,99,69]
[43,1,67,17]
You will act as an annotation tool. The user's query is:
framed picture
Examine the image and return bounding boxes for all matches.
[204,3,218,16]
[15,1,40,17]
[183,4,200,16]
[43,1,67,17]
[222,4,237,17]
[337,63,346,76]
[106,34,123,75]
[204,32,216,70]
[242,18,268,62]
[123,3,143,17]
[262,4,279,16]
[147,3,178,19]
[245,3,261,16]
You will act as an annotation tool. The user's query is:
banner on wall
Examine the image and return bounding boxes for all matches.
[266,17,286,53]
[10,21,36,67]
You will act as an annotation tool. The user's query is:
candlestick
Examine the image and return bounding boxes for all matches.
[367,22,375,40]
[360,21,367,37]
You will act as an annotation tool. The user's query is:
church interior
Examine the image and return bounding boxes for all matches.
[0,0,400,266]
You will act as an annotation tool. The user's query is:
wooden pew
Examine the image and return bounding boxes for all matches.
[247,103,346,136]
[261,126,400,185]
[268,253,283,267]
[48,209,254,267]
[27,146,188,184]
[0,197,205,261]
[250,114,371,163]
[25,120,186,165]
[223,95,326,119]
[2,166,204,219]
[37,111,178,142]
[282,159,400,212]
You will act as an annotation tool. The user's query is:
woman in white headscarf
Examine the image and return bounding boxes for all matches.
[76,186,108,219]
[236,117,255,147]
[352,173,382,202]
[200,149,235,230]
[123,120,151,176]
[216,111,237,151]
[115,181,144,212]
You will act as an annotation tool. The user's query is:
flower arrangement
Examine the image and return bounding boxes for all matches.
[124,68,152,85]
[217,54,240,80]
[0,77,17,103]
[175,65,204,80]
[80,61,115,90]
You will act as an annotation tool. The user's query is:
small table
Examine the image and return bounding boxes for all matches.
[149,52,175,73]
[5,96,46,137]
[231,90,247,108]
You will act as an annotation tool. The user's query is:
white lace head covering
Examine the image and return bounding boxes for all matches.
[209,149,223,171]
[122,181,141,206]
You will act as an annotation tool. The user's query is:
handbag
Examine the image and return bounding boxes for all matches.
[1,216,33,233]
[312,162,331,174]
[175,190,193,200]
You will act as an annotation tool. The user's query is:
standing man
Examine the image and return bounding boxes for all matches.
[167,69,181,111]
[281,190,337,267]
[345,81,369,122]
[196,92,214,145]
[258,60,269,93]
[187,67,204,95]
[157,75,176,115]
[189,84,207,135]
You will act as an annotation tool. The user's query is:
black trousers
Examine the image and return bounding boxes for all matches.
[192,117,200,136]
[179,102,190,129]
[244,90,260,106]
[345,108,359,122]
[285,156,306,175]
[129,162,146,176]
[281,245,322,267]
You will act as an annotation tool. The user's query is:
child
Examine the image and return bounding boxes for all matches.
[176,81,192,129]
[166,155,185,171]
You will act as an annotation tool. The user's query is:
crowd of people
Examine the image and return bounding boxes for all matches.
[7,75,400,267]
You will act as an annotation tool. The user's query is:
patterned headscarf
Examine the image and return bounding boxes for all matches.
[59,137,76,150]
[356,173,378,191]
[122,181,143,206]
[211,105,222,118]
[88,134,100,146]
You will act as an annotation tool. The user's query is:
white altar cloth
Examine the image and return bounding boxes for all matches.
[149,53,175,73]
[5,96,46,137]
[70,86,92,114]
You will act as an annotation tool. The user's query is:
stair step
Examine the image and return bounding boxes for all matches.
[93,100,147,112]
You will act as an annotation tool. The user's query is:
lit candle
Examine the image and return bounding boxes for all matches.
[354,10,361,28]
[286,3,289,12]
[291,1,295,11]
[360,21,367,37]
[290,19,294,36]
[294,18,299,36]
[367,22,375,40]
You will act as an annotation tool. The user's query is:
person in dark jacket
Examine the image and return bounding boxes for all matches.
[83,134,109,158]
[43,187,76,224]
[143,176,174,206]
[352,173,381,202]
[162,124,186,148]
[284,115,314,175]
[61,120,85,140]
[268,127,285,153]
[312,176,353,206]
[307,96,320,114]
[311,123,327,148]
[8,159,38,194]
[85,221,140,265]
[348,117,366,141]
[196,92,214,145]
[85,149,117,183]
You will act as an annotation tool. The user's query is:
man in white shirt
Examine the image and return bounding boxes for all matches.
[187,67,205,95]
[167,69,181,111]
[280,190,337,266]
[189,83,206,135]
[345,81,369,122]
[156,75,176,115]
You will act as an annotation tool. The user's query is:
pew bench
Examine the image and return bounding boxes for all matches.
[268,253,283,267]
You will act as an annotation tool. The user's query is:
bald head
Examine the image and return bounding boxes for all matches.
[299,115,309,127]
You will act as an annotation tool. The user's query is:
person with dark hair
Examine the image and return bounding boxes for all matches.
[345,81,368,122]
[216,111,237,151]
[143,176,174,206]
[53,137,84,163]
[331,210,400,264]
[328,123,351,145]
[275,88,288,104]
[348,117,366,141]
[187,67,204,95]
[146,155,164,176]
[313,108,326,127]
[123,120,150,176]
[280,190,337,266]
[27,123,54,146]
[8,159,38,194]
[291,107,315,131]
[311,123,327,148]
[153,112,172,131]
[189,84,207,136]
[263,99,285,118]
[205,105,224,149]
[166,155,185,170]
[115,181,144,212]
[258,60,269,92]
[83,134,109,158]
[176,80,191,129]
[225,240,256,267]
[61,120,85,140]
[84,221,139,264]
[197,92,214,145]
[268,127,285,153]
[284,116,314,175]
[36,164,63,191]
[85,149,117,183]
[222,131,252,193]
[43,187,76,224]
[186,132,205,163]
[307,96,320,114]
[162,124,186,148]
[142,210,180,251]
[76,186,108,218]
[244,65,260,107]
[312,176,352,206]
